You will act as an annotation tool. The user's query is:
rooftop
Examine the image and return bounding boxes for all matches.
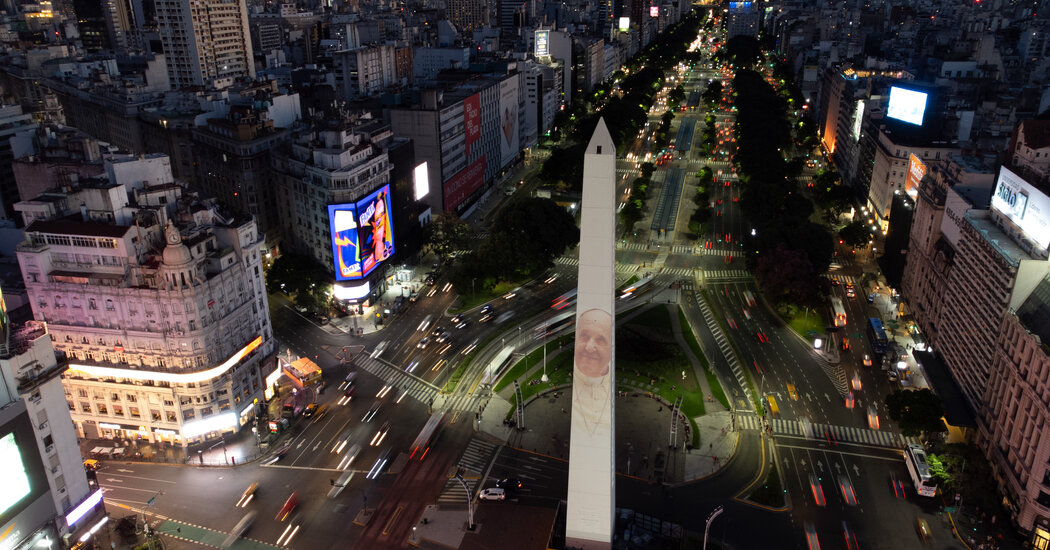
[25,220,132,238]
[965,213,1029,267]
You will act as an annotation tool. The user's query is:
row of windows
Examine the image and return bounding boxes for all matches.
[33,234,119,248]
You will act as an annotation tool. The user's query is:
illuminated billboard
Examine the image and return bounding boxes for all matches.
[329,203,361,280]
[356,184,395,277]
[904,154,925,198]
[535,30,549,57]
[0,404,49,531]
[618,17,629,31]
[649,5,659,17]
[413,162,429,200]
[444,157,486,212]
[991,167,1050,250]
[464,93,480,157]
[886,86,928,126]
[499,77,519,169]
[851,100,864,142]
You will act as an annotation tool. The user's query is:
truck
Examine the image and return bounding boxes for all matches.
[282,357,322,387]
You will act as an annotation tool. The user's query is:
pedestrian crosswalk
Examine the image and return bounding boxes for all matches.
[436,438,498,507]
[702,269,750,281]
[352,355,440,406]
[554,257,638,273]
[830,274,860,286]
[734,414,919,448]
[615,242,744,257]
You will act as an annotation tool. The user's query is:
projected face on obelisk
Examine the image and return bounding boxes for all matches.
[572,307,613,436]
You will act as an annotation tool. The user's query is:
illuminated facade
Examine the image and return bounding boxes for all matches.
[14,156,275,446]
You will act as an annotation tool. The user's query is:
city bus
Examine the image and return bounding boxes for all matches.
[766,395,780,418]
[831,297,847,327]
[282,358,322,388]
[534,309,576,340]
[619,276,655,301]
[481,346,516,387]
[904,443,938,497]
[867,318,889,354]
[743,290,757,307]
[551,288,578,310]
[408,411,447,460]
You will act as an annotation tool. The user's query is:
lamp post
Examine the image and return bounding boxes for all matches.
[541,321,549,382]
[471,278,476,305]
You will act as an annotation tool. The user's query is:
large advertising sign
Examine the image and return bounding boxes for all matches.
[618,16,630,31]
[535,30,549,57]
[991,166,1050,250]
[443,157,486,212]
[464,93,480,157]
[0,404,49,531]
[499,77,520,169]
[887,86,928,126]
[566,120,616,547]
[851,100,864,142]
[904,153,925,198]
[356,184,395,277]
[649,5,659,17]
[328,184,395,281]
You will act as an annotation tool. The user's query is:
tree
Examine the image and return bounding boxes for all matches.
[839,220,872,248]
[265,253,331,311]
[423,212,473,258]
[752,244,823,306]
[884,389,947,438]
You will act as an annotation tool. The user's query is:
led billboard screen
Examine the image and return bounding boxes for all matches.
[851,100,864,142]
[618,17,629,31]
[0,407,48,530]
[649,5,659,17]
[904,154,925,198]
[413,162,429,200]
[535,30,549,57]
[886,86,928,126]
[329,203,361,280]
[356,184,395,278]
[991,167,1050,250]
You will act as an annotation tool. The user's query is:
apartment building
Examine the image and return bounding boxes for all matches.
[155,0,256,89]
[14,155,275,447]
[0,306,100,550]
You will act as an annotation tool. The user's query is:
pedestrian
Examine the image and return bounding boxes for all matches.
[561,407,567,413]
[423,518,429,525]
[659,406,662,412]
[709,442,713,451]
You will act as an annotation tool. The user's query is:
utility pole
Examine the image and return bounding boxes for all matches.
[454,469,475,530]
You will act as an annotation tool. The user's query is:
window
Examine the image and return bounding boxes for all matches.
[78,389,88,398]
[151,410,161,421]
[112,405,123,416]
[67,400,75,411]
[166,411,177,422]
[111,393,119,401]
[97,403,107,414]
[126,394,137,402]
[129,407,140,419]
[182,409,195,420]
[163,399,174,406]
[106,299,115,311]
[81,403,91,413]
[89,299,97,310]
[42,434,53,447]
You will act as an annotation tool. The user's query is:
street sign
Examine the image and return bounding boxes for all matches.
[147,496,156,507]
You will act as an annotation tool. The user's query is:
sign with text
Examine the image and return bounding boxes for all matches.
[535,30,549,57]
[904,153,925,198]
[443,157,486,212]
[464,93,480,157]
[991,166,1050,250]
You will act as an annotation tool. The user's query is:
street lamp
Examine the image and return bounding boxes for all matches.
[541,321,549,382]
[471,278,476,305]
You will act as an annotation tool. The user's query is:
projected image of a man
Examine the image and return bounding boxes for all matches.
[572,307,613,436]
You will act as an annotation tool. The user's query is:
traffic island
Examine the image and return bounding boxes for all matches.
[353,507,376,527]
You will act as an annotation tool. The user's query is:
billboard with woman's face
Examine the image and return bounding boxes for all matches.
[328,184,396,281]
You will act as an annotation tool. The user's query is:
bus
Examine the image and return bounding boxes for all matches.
[619,276,655,301]
[481,346,516,387]
[408,411,446,460]
[867,318,889,354]
[831,297,847,327]
[282,358,322,387]
[551,288,578,310]
[535,309,576,340]
[904,443,938,497]
[766,395,780,418]
[743,290,757,307]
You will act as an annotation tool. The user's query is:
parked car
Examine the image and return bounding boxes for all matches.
[479,488,505,501]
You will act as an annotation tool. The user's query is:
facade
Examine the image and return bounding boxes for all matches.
[445,0,488,33]
[335,44,398,101]
[192,105,289,250]
[14,156,275,447]
[0,311,99,550]
[0,104,40,223]
[155,0,256,89]
[982,279,1050,544]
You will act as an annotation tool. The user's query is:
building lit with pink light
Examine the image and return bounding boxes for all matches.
[14,154,275,447]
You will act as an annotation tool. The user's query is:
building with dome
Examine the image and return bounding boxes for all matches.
[13,154,275,447]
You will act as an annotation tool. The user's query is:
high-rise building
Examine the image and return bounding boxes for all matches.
[155,0,255,89]
[445,0,488,34]
[14,154,275,448]
[0,292,103,550]
[0,104,40,224]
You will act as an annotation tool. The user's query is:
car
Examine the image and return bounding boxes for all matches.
[435,332,450,343]
[236,482,258,508]
[222,511,258,548]
[496,478,523,490]
[304,403,319,417]
[408,293,419,302]
[425,276,436,286]
[343,385,357,400]
[824,428,837,446]
[867,405,880,430]
[845,391,855,409]
[888,370,899,382]
[480,304,493,314]
[867,293,875,303]
[842,521,860,550]
[891,474,907,498]
[862,354,873,367]
[455,319,470,329]
[756,331,769,343]
[432,327,445,337]
[809,474,826,506]
[841,338,851,351]
[332,429,354,453]
[804,522,820,550]
[786,383,799,400]
[451,314,464,324]
[850,373,862,391]
[362,401,381,422]
[417,337,431,349]
[479,313,494,323]
[479,488,506,501]
[839,475,858,506]
[276,492,299,521]
[370,422,391,446]
[831,277,840,286]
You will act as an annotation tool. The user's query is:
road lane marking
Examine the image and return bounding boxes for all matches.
[96,473,177,484]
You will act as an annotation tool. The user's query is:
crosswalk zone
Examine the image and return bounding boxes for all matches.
[734,414,919,448]
[437,438,498,507]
